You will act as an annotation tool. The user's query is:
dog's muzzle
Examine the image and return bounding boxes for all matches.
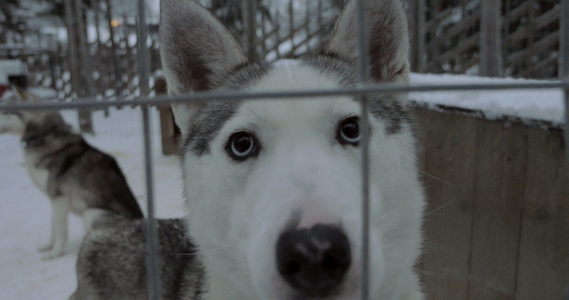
[276,224,351,298]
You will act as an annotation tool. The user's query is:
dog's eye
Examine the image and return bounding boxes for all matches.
[226,131,259,161]
[337,117,360,146]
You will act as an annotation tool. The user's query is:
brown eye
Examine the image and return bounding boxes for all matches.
[337,117,360,146]
[226,131,260,161]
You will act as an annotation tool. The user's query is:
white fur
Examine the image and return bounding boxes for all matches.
[160,0,425,298]
[0,113,25,135]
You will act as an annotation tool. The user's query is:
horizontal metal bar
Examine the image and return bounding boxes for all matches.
[1,81,568,112]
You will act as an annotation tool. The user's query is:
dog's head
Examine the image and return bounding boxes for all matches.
[0,86,35,135]
[160,0,424,298]
[0,87,69,146]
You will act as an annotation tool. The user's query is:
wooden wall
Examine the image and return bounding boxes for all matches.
[414,107,569,300]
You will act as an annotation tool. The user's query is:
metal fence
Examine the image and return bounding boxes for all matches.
[1,0,568,299]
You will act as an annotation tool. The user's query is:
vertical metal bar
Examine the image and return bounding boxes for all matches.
[561,0,569,162]
[137,0,160,299]
[355,0,370,299]
[137,0,150,97]
[141,104,160,300]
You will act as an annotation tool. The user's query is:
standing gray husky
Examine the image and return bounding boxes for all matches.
[72,0,425,298]
[0,88,143,260]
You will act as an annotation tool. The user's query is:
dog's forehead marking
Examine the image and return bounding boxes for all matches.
[183,62,272,156]
[251,62,339,92]
[245,63,356,124]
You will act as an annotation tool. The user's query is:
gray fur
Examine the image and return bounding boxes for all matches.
[21,111,143,218]
[182,62,273,156]
[328,0,410,84]
[70,219,203,300]
[301,54,408,133]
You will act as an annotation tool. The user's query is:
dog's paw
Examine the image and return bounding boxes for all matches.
[41,250,64,260]
[38,243,53,252]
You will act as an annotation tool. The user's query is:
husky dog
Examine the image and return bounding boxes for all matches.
[0,88,144,260]
[72,0,425,298]
[71,218,200,300]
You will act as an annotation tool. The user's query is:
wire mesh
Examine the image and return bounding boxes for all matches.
[0,0,567,299]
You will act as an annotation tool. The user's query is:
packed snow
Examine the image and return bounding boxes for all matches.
[0,107,186,299]
[409,73,566,126]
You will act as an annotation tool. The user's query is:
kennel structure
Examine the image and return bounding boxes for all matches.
[1,0,568,299]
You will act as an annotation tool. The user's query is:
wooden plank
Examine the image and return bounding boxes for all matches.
[506,30,560,65]
[467,119,527,299]
[425,11,481,53]
[504,1,532,24]
[418,109,477,300]
[426,33,479,72]
[425,8,454,32]
[532,55,559,75]
[507,9,560,44]
[515,128,569,300]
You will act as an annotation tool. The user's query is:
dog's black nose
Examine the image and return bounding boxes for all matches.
[276,224,351,297]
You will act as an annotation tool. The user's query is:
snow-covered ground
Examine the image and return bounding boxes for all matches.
[0,107,186,299]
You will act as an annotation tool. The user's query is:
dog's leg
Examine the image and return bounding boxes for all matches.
[37,233,54,252]
[42,196,69,260]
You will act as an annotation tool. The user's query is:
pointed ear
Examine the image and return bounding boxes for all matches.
[159,0,247,135]
[327,0,410,84]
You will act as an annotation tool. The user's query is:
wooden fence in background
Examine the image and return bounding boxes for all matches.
[413,105,568,300]
[408,0,562,78]
[1,0,565,104]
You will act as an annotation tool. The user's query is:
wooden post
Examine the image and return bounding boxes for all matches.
[561,0,569,162]
[155,77,180,155]
[479,0,503,77]
[410,0,425,72]
[242,0,259,62]
[63,0,80,98]
[74,0,94,133]
[105,0,122,98]
[275,12,281,59]
[289,0,294,53]
[317,0,323,46]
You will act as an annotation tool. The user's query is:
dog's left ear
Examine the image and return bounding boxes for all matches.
[327,0,410,85]
[160,0,247,136]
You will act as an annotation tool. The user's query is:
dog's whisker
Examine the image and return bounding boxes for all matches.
[418,170,467,192]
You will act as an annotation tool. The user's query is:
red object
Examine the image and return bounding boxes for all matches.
[0,84,7,98]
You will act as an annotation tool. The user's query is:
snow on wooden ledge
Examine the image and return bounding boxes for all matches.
[408,73,566,128]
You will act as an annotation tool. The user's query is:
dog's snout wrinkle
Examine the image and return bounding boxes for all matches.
[276,224,351,298]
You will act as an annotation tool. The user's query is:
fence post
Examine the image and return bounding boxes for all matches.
[105,0,123,98]
[561,0,569,162]
[410,0,425,72]
[74,0,94,133]
[64,0,92,132]
[479,0,503,77]
[63,0,79,97]
[242,0,259,62]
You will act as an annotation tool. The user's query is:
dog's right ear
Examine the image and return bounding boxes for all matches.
[159,0,246,135]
